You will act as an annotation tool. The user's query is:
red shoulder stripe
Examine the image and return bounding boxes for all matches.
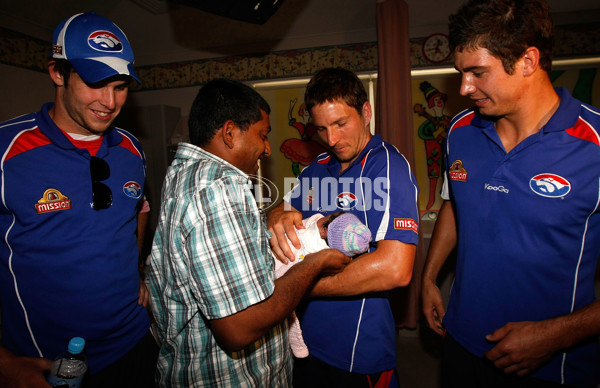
[4,128,51,162]
[117,131,143,158]
[317,155,331,164]
[360,153,368,167]
[449,110,475,136]
[566,118,600,146]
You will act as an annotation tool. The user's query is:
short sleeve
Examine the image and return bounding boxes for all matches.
[185,175,274,320]
[360,147,419,245]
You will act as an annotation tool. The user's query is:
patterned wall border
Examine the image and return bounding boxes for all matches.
[1,23,598,92]
[0,28,49,74]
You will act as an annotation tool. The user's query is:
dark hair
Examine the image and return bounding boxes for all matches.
[322,211,344,230]
[304,67,368,117]
[50,59,132,87]
[51,59,74,87]
[188,79,271,146]
[449,0,554,74]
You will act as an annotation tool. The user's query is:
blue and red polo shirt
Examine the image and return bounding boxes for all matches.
[442,88,600,387]
[284,133,419,373]
[0,103,150,374]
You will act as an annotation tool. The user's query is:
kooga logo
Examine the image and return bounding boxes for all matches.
[484,183,509,193]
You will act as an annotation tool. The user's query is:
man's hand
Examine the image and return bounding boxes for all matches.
[421,278,445,335]
[303,249,351,276]
[138,279,150,307]
[0,353,52,388]
[267,204,304,264]
[484,321,559,376]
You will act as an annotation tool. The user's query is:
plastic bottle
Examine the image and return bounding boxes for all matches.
[47,337,88,388]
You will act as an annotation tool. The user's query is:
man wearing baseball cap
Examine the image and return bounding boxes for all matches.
[0,12,157,387]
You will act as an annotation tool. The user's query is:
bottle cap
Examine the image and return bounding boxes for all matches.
[68,337,85,354]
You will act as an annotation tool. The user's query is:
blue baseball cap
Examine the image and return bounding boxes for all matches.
[51,12,140,84]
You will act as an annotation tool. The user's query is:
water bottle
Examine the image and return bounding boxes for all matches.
[47,337,88,388]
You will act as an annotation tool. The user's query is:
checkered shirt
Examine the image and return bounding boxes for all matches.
[148,143,291,387]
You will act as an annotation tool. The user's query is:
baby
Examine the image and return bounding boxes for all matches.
[274,212,372,358]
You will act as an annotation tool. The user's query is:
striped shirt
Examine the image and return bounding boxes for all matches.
[148,143,292,387]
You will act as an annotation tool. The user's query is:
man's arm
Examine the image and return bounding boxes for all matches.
[308,239,415,296]
[268,202,416,296]
[421,200,457,335]
[209,249,350,351]
[485,300,600,376]
[0,346,52,388]
[136,199,150,306]
[136,200,149,259]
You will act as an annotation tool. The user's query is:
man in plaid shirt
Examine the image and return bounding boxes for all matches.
[148,78,350,387]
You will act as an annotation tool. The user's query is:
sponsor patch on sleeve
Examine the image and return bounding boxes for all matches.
[449,160,468,182]
[394,218,418,234]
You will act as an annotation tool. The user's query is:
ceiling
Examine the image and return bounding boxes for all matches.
[1,0,599,66]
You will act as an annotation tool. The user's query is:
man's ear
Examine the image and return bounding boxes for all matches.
[221,120,237,149]
[361,101,372,128]
[521,47,540,77]
[48,61,64,87]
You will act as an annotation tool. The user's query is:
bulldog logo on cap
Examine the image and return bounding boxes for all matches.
[88,31,123,53]
[51,12,140,84]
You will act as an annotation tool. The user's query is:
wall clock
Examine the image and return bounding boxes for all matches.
[422,33,451,63]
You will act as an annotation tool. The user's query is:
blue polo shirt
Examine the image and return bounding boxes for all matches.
[284,134,419,373]
[0,103,149,374]
[442,88,600,387]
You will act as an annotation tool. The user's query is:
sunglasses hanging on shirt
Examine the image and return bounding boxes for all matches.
[90,156,112,210]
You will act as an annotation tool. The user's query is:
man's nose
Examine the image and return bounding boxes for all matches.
[460,75,475,96]
[99,87,116,109]
[326,128,340,146]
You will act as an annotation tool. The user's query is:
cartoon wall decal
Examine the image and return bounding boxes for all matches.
[413,81,452,210]
[280,98,327,176]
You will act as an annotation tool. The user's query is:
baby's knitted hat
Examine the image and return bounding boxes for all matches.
[327,213,372,256]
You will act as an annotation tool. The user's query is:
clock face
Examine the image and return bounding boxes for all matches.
[422,33,451,63]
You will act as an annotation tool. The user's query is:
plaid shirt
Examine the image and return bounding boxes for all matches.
[148,143,291,387]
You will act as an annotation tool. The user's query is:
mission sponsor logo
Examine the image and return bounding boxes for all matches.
[394,218,418,234]
[36,189,71,214]
[529,173,571,198]
[449,160,468,182]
